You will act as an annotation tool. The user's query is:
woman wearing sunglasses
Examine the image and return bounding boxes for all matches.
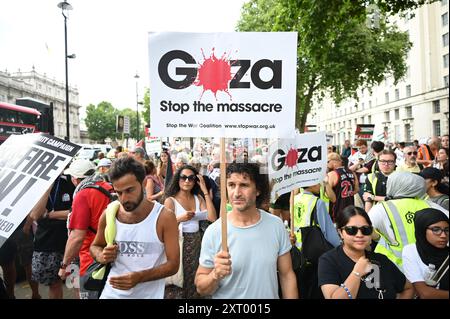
[402,208,449,299]
[318,205,414,299]
[163,165,217,298]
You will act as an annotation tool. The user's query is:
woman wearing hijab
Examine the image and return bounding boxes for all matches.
[402,208,449,299]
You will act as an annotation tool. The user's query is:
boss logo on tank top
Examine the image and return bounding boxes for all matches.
[62,193,71,202]
[117,241,162,257]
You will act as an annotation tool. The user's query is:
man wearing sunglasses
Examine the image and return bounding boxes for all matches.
[396,146,421,173]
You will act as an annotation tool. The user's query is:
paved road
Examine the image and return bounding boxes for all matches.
[14,280,78,299]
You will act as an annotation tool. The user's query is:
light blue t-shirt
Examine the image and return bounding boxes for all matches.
[199,210,291,299]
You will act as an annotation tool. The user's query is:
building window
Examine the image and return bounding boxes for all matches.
[395,89,400,100]
[395,125,400,141]
[406,85,411,97]
[444,33,449,47]
[385,111,390,121]
[443,13,449,26]
[369,100,372,108]
[368,115,372,124]
[395,109,400,120]
[443,0,448,6]
[362,102,365,110]
[406,106,413,118]
[433,100,441,113]
[433,120,441,137]
[444,54,449,68]
[405,124,412,142]
[385,92,389,104]
[444,75,449,87]
[360,117,365,124]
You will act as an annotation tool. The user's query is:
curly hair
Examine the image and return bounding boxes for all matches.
[226,162,269,209]
[109,157,146,184]
[164,165,202,199]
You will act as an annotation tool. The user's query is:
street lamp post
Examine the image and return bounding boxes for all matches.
[57,1,73,141]
[134,73,140,142]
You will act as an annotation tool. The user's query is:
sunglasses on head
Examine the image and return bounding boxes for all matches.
[406,151,418,156]
[180,174,197,182]
[342,225,373,236]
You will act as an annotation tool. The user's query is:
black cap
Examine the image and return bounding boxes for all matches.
[418,167,443,182]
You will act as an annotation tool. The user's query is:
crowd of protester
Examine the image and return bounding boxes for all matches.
[0,134,448,299]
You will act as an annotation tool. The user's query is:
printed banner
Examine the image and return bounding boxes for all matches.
[268,132,327,200]
[0,133,80,248]
[355,124,375,140]
[148,32,297,138]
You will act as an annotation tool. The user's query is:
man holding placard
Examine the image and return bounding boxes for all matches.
[195,162,298,299]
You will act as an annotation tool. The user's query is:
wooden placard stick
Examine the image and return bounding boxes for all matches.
[220,137,228,252]
[290,190,295,237]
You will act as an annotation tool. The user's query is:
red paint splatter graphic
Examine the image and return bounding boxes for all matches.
[285,147,298,168]
[195,48,232,100]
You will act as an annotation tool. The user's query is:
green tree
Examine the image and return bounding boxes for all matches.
[141,88,151,127]
[85,101,117,142]
[236,0,433,131]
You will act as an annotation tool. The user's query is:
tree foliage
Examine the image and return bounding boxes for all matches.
[236,0,424,131]
[85,101,117,142]
[84,101,142,143]
[141,88,151,127]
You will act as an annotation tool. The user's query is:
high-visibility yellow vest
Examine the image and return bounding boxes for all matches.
[374,198,430,269]
[293,191,318,250]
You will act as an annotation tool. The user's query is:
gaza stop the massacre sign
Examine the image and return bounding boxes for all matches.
[148,32,297,138]
[268,132,327,200]
[0,133,80,248]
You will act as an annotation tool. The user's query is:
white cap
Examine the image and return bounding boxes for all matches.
[64,159,96,179]
[97,158,112,167]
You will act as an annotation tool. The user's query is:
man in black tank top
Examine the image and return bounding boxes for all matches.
[327,153,359,223]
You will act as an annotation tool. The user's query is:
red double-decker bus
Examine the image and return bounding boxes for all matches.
[0,101,42,144]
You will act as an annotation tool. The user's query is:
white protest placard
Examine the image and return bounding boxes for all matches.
[145,137,162,156]
[0,133,80,248]
[268,132,327,200]
[148,32,297,138]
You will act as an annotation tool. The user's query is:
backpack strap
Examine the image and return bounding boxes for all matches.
[424,144,435,160]
[81,184,114,202]
[80,183,114,234]
[309,199,319,227]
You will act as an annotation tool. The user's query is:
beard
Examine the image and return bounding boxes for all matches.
[122,188,144,212]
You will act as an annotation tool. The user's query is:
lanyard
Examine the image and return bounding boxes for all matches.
[48,178,61,210]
